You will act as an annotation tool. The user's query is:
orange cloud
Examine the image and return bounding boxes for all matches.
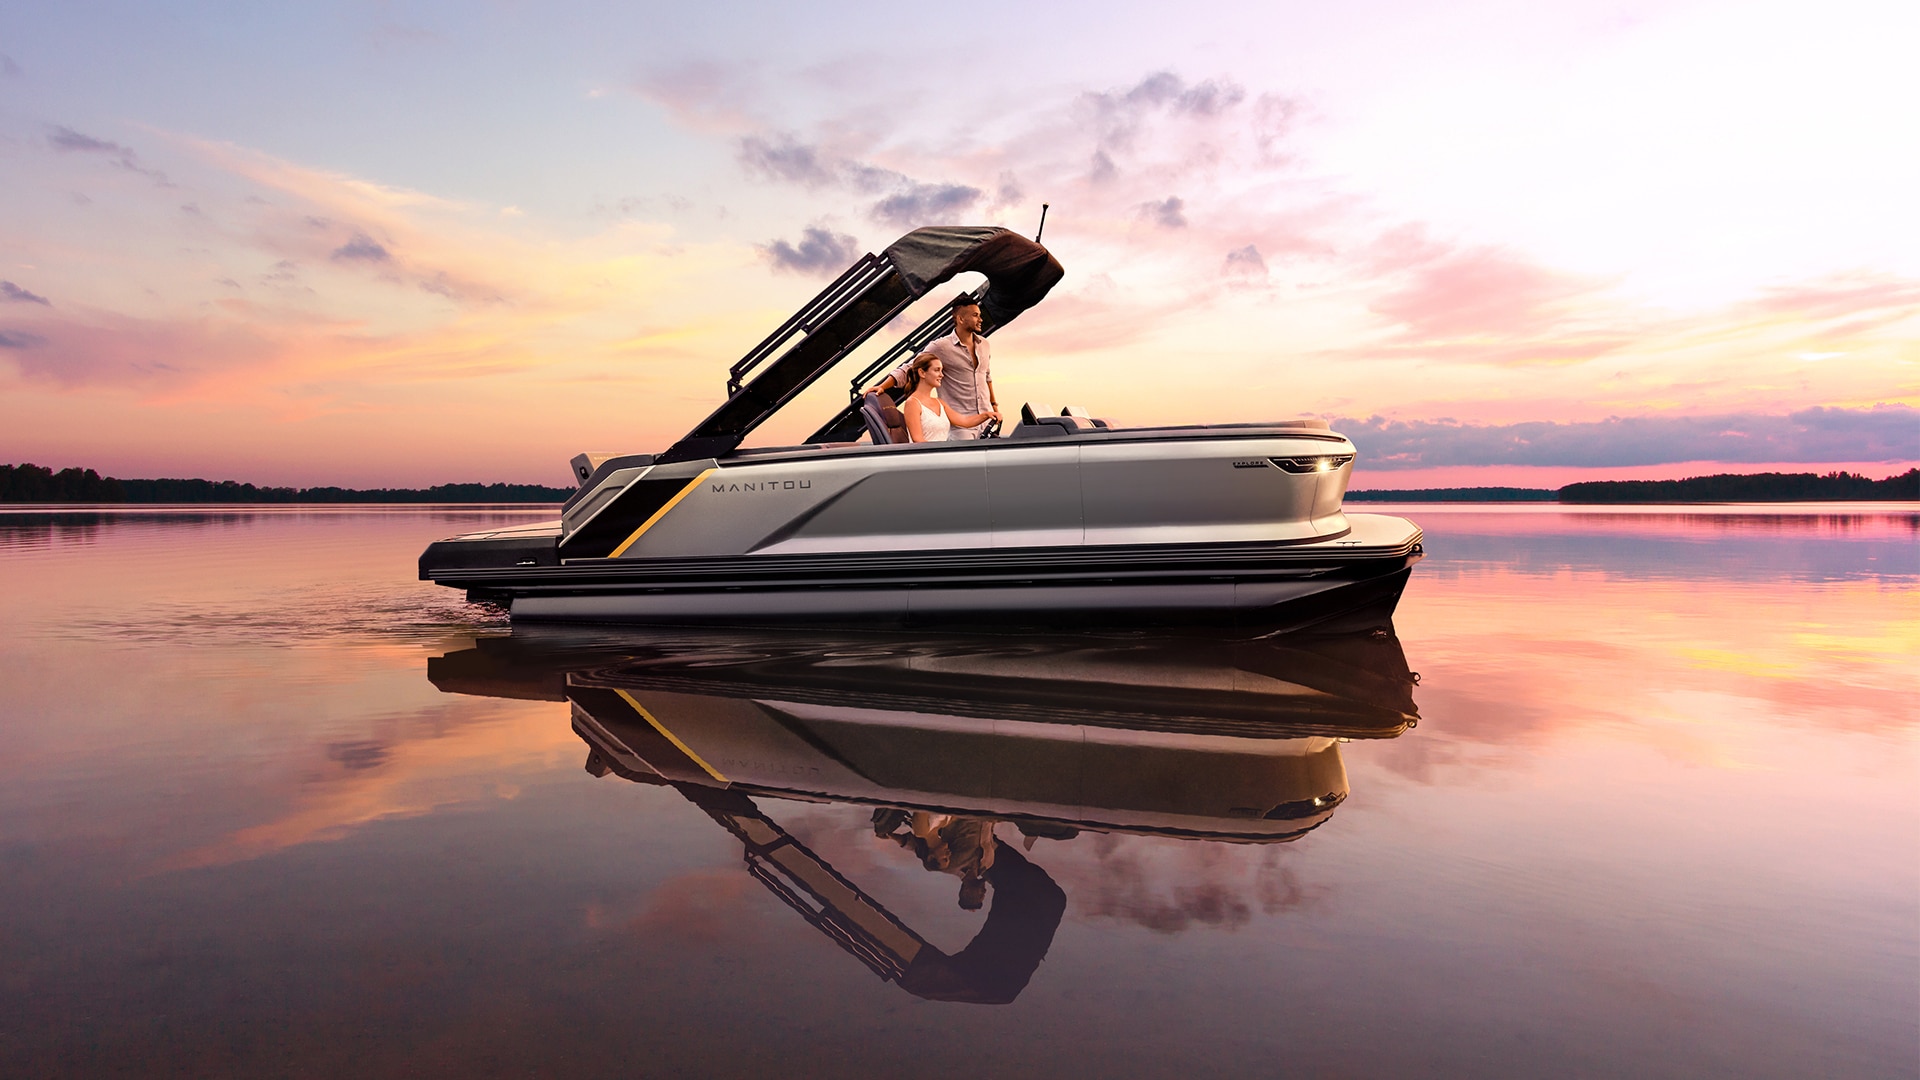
[153,701,579,874]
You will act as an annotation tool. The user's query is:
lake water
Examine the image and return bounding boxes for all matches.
[2,505,1915,1078]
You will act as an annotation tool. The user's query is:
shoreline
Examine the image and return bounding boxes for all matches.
[4,501,1914,513]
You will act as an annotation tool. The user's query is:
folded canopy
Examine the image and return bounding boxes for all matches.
[882,226,1065,334]
[658,226,1064,463]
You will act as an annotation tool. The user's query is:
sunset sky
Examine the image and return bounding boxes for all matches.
[2,0,1915,488]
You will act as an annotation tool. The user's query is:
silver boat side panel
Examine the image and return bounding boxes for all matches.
[988,443,1083,549]
[1077,437,1349,547]
[609,434,1356,561]
[641,446,991,559]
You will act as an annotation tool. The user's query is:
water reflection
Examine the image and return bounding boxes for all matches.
[3,507,1911,1075]
[429,626,1418,1003]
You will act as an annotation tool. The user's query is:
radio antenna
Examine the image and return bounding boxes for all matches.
[1034,203,1050,244]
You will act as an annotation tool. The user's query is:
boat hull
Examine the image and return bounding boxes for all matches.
[433,524,1419,629]
[420,425,1422,629]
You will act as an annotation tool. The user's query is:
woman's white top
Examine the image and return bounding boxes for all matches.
[916,398,952,442]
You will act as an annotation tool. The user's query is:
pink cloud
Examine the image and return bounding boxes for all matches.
[1329,230,1920,375]
[0,301,562,411]
[0,310,304,388]
[631,61,770,135]
[1751,271,1920,320]
[1364,230,1612,342]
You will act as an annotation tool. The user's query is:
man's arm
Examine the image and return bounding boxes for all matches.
[865,362,912,396]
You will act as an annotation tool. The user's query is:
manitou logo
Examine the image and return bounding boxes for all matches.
[710,479,812,493]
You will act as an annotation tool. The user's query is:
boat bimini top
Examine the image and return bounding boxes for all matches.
[661,225,1065,463]
[419,225,1424,627]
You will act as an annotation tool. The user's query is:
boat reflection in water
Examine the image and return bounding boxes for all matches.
[429,626,1418,1004]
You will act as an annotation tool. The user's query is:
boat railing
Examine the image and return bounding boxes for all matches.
[727,253,895,396]
[657,227,1063,465]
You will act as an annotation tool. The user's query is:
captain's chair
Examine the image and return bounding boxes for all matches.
[860,392,911,445]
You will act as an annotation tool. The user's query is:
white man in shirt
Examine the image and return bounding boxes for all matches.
[865,294,998,440]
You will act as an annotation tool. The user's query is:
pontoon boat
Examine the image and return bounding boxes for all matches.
[419,226,1422,626]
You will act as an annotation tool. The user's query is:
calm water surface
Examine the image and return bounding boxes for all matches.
[2,505,1915,1078]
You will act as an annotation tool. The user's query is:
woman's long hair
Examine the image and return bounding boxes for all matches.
[903,352,940,395]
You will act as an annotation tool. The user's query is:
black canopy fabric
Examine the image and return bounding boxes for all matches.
[883,226,1065,331]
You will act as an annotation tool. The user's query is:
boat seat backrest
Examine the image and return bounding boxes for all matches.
[1062,405,1110,429]
[1010,414,1095,438]
[860,393,911,445]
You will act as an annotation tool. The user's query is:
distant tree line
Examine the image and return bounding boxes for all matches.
[0,463,574,503]
[1558,469,1917,503]
[1349,469,1918,502]
[0,464,124,501]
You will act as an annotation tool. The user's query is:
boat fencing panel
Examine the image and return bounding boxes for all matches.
[635,447,994,558]
[987,444,1084,549]
[1078,437,1349,547]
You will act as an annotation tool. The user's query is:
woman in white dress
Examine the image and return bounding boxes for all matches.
[900,352,999,442]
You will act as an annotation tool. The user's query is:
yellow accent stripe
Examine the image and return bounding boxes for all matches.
[607,468,715,559]
[614,689,730,783]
